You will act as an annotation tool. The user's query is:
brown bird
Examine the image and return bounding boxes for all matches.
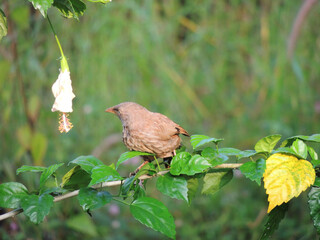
[106,102,189,170]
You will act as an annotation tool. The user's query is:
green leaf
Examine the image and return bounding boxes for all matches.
[255,134,281,153]
[133,184,146,200]
[16,165,47,175]
[314,177,320,188]
[53,0,86,19]
[308,187,320,234]
[260,203,288,240]
[134,162,157,179]
[0,182,28,208]
[130,197,176,239]
[156,173,188,203]
[0,9,7,42]
[21,194,54,224]
[190,135,223,150]
[187,177,199,203]
[116,151,154,169]
[69,155,104,174]
[201,147,228,166]
[291,139,308,159]
[41,187,67,195]
[218,148,242,156]
[78,187,112,211]
[28,0,53,17]
[39,163,64,189]
[89,165,123,186]
[201,170,233,195]
[61,166,91,190]
[285,134,320,144]
[239,159,266,186]
[170,153,211,176]
[237,150,258,159]
[272,147,303,158]
[121,176,136,196]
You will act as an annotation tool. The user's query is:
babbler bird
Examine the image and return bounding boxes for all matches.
[106,102,189,171]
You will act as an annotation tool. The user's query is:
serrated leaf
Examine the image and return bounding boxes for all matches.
[263,153,315,212]
[121,176,136,196]
[260,203,288,240]
[239,159,266,186]
[255,134,282,153]
[308,146,318,161]
[187,177,199,203]
[134,162,157,179]
[21,194,54,224]
[308,187,320,234]
[69,155,104,174]
[314,177,320,187]
[284,134,320,144]
[130,197,176,239]
[237,150,257,159]
[272,147,303,158]
[190,135,223,150]
[308,146,320,167]
[133,184,146,200]
[16,165,47,175]
[0,182,28,208]
[218,148,242,156]
[39,163,64,189]
[291,139,308,159]
[89,165,123,186]
[116,151,154,169]
[201,169,233,195]
[53,0,86,19]
[61,166,91,190]
[78,187,112,211]
[201,148,228,166]
[0,9,7,42]
[28,0,53,17]
[156,174,188,203]
[170,153,211,176]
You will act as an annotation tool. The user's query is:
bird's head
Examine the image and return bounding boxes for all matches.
[105,102,147,122]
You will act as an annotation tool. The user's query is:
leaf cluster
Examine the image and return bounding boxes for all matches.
[1,134,320,239]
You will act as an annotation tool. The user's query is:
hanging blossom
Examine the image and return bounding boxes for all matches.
[51,55,75,133]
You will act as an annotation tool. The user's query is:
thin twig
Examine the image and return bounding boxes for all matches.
[0,163,242,221]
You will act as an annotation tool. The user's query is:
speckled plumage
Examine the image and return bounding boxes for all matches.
[106,102,189,158]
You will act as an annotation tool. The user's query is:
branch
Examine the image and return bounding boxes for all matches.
[0,163,242,221]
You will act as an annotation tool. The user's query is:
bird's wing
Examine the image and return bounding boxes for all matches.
[148,113,190,140]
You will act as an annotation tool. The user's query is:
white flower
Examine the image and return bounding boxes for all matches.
[51,70,75,113]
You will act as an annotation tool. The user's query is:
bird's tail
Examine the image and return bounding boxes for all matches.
[176,126,190,137]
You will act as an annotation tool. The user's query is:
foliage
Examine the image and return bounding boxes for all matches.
[1,134,320,239]
[1,0,320,239]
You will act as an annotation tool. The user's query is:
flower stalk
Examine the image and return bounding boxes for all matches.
[48,15,75,133]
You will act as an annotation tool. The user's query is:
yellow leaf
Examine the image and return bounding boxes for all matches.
[263,153,315,213]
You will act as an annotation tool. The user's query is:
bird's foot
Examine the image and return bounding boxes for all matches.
[129,160,149,177]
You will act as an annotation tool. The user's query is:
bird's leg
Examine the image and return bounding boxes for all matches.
[163,157,173,168]
[129,156,153,177]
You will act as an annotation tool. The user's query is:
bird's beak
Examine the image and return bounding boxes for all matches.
[105,107,115,114]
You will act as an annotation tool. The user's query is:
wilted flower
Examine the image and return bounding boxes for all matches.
[51,56,75,133]
[51,70,75,113]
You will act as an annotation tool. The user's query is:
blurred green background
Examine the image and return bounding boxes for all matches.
[1,0,320,239]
